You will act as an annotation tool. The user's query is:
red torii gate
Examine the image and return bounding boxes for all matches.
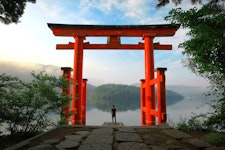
[48,23,180,126]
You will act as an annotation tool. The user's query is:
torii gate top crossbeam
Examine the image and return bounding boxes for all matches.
[48,23,180,37]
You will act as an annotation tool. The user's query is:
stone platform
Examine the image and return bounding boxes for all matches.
[6,124,222,150]
[102,122,124,127]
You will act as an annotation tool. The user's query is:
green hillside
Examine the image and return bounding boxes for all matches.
[89,84,184,111]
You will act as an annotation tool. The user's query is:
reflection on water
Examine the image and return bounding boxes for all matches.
[86,108,140,126]
[86,97,210,126]
[167,96,210,123]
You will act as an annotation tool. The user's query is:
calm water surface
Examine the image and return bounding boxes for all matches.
[86,96,210,126]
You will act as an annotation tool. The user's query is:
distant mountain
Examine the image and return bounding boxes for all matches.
[0,60,61,81]
[88,84,184,111]
[167,85,208,97]
[166,89,184,105]
[86,84,97,110]
[131,83,208,98]
[89,84,140,111]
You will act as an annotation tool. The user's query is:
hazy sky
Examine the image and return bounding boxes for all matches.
[0,0,209,87]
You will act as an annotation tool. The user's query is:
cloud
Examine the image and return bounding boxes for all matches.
[119,0,148,18]
[79,0,155,24]
[38,1,64,19]
[31,0,99,24]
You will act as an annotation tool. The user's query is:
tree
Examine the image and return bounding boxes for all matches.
[156,0,219,8]
[164,0,225,130]
[0,0,36,24]
[0,72,70,135]
[165,1,225,83]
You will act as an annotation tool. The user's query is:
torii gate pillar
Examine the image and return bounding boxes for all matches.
[71,36,85,125]
[143,34,156,125]
[61,67,73,124]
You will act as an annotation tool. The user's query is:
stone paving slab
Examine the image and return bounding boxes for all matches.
[42,139,60,144]
[65,134,83,142]
[162,128,192,139]
[150,145,190,150]
[91,127,113,135]
[183,138,212,148]
[148,139,192,150]
[82,128,113,145]
[103,122,124,127]
[78,144,112,150]
[28,144,55,150]
[75,131,90,137]
[118,142,149,150]
[55,139,79,149]
[116,132,143,142]
[157,124,172,129]
[117,127,136,132]
[83,134,113,144]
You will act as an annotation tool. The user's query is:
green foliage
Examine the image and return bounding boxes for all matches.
[0,0,36,24]
[203,132,225,146]
[165,1,225,131]
[89,84,184,111]
[172,117,225,146]
[156,0,203,8]
[165,3,225,82]
[0,72,70,135]
[156,0,224,8]
[203,96,225,131]
[175,116,205,132]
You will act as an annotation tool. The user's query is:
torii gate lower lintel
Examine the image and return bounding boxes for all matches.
[48,23,180,126]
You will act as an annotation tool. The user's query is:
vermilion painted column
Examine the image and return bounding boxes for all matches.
[81,79,88,125]
[61,67,73,124]
[143,34,156,125]
[156,68,167,124]
[72,36,85,125]
[140,79,146,126]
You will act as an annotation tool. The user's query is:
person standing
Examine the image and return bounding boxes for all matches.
[111,105,116,123]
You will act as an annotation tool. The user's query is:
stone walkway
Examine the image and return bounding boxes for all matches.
[5,123,223,150]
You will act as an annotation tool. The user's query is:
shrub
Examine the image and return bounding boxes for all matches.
[0,72,70,135]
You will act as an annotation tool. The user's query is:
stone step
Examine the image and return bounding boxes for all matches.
[102,122,124,127]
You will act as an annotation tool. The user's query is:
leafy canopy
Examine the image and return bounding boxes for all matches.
[0,72,70,135]
[156,0,203,8]
[164,0,225,131]
[165,2,225,85]
[0,0,36,24]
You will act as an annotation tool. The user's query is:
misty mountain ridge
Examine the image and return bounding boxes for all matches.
[0,60,207,96]
[0,60,62,81]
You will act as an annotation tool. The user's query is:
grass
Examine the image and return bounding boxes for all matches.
[202,132,225,146]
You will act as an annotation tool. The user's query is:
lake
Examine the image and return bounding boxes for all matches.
[86,93,211,126]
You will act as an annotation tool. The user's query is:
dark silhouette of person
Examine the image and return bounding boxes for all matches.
[111,105,116,123]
